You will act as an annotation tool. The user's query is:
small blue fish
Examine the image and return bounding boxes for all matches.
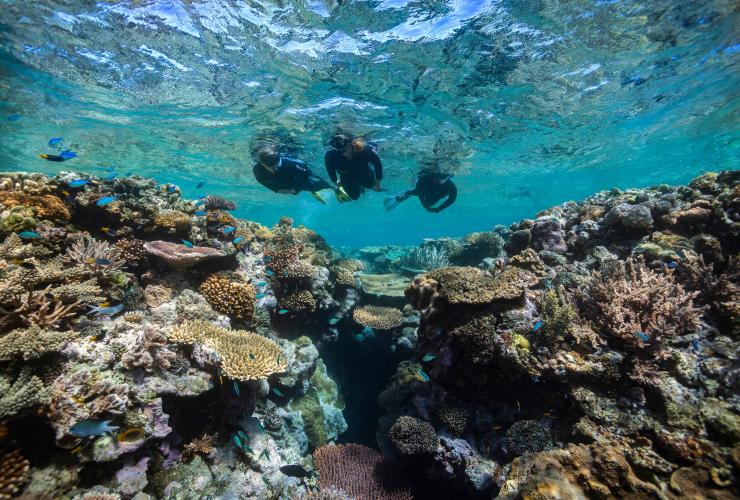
[256,293,266,299]
[7,114,21,121]
[194,211,206,216]
[59,149,77,160]
[96,196,117,206]
[265,269,274,276]
[263,256,273,262]
[417,369,430,382]
[17,231,41,239]
[105,173,116,180]
[532,320,543,332]
[635,331,650,342]
[95,258,111,266]
[125,171,133,176]
[181,239,193,248]
[260,448,270,460]
[256,281,267,287]
[422,354,436,362]
[167,185,177,193]
[48,137,63,146]
[105,166,116,172]
[196,180,207,188]
[278,309,289,315]
[354,333,365,343]
[233,237,244,245]
[194,199,205,207]
[87,303,124,317]
[69,419,119,438]
[691,339,700,352]
[329,318,340,325]
[233,435,242,448]
[68,179,89,188]
[362,326,374,336]
[198,194,208,199]
[233,381,240,397]
[666,261,678,269]
[272,387,285,397]
[238,430,249,444]
[223,226,236,234]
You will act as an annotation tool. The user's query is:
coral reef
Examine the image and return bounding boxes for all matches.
[199,274,255,320]
[352,305,404,330]
[388,416,439,457]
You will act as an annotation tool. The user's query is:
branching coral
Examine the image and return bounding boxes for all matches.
[121,325,177,373]
[435,406,470,436]
[0,326,77,361]
[352,305,403,330]
[64,236,126,275]
[314,444,413,500]
[388,416,439,457]
[143,241,226,269]
[199,274,255,320]
[538,287,576,343]
[0,449,30,499]
[115,239,147,265]
[0,191,70,220]
[202,195,236,211]
[399,246,449,271]
[577,258,702,349]
[333,267,356,287]
[182,433,217,462]
[509,248,546,275]
[0,367,47,422]
[50,279,106,304]
[264,222,316,280]
[11,286,82,329]
[168,320,288,381]
[280,290,316,313]
[335,259,365,272]
[0,233,52,260]
[679,251,739,335]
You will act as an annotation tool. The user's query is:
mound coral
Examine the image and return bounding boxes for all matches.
[153,210,191,232]
[168,320,288,381]
[264,222,316,280]
[280,289,316,313]
[505,420,552,458]
[335,259,365,272]
[388,416,439,457]
[121,325,177,373]
[538,287,576,344]
[578,259,702,349]
[0,191,70,220]
[0,449,30,499]
[143,240,226,269]
[199,274,255,320]
[435,406,470,436]
[313,444,412,500]
[352,305,403,330]
[333,268,355,287]
[508,248,546,275]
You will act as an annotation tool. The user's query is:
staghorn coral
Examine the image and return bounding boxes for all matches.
[314,444,413,500]
[281,289,316,313]
[153,210,191,232]
[168,320,288,381]
[388,416,440,457]
[121,325,177,373]
[182,433,217,462]
[64,237,126,274]
[11,286,82,329]
[199,274,255,320]
[578,258,702,349]
[0,367,46,422]
[115,239,147,265]
[352,305,403,330]
[679,251,739,335]
[0,326,77,361]
[0,449,30,500]
[399,246,450,271]
[143,240,226,269]
[0,191,70,220]
[202,195,236,211]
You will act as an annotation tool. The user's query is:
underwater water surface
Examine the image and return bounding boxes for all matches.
[0,0,738,246]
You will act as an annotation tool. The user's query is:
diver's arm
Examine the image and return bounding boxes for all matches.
[431,182,457,212]
[324,151,339,184]
[368,149,383,190]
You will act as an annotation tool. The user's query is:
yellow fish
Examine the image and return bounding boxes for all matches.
[117,428,145,443]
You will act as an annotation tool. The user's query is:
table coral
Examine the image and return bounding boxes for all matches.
[143,240,226,269]
[199,274,255,320]
[352,305,403,330]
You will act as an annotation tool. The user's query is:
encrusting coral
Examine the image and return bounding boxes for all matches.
[199,274,255,320]
[352,305,403,330]
[314,444,413,500]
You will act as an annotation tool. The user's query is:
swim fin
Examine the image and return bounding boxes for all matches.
[384,195,403,212]
[335,186,351,203]
[310,191,327,204]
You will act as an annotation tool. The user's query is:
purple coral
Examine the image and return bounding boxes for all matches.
[143,240,227,269]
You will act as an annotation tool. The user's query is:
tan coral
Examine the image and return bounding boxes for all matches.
[0,449,30,500]
[0,326,77,361]
[153,210,191,232]
[281,290,316,313]
[334,268,356,287]
[199,274,255,320]
[508,248,546,275]
[0,191,70,220]
[182,433,217,461]
[352,305,403,330]
[168,319,226,345]
[213,331,288,382]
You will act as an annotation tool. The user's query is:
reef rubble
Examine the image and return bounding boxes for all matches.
[0,170,737,499]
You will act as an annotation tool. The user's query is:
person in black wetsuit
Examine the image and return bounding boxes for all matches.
[324,133,383,202]
[253,144,333,204]
[384,171,457,213]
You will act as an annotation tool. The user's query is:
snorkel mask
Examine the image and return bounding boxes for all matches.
[330,134,351,150]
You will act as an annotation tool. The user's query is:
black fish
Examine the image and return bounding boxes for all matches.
[279,465,313,478]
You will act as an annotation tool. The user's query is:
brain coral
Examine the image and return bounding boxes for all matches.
[168,320,288,381]
[0,191,70,220]
[389,416,440,457]
[352,305,403,330]
[199,275,255,320]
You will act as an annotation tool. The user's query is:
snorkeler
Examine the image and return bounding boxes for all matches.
[324,133,383,202]
[384,171,457,213]
[253,144,333,204]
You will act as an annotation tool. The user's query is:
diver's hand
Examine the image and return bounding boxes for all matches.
[373,180,382,192]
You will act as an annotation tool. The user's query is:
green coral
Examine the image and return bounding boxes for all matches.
[0,206,37,235]
[0,366,47,421]
[538,288,576,343]
[291,387,328,448]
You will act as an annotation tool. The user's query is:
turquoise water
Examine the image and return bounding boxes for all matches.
[0,0,738,246]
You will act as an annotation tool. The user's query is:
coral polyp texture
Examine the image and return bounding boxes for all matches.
[352,305,403,330]
[199,274,256,320]
[0,169,737,500]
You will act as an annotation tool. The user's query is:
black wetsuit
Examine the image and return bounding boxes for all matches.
[253,156,331,194]
[402,173,457,212]
[324,146,383,200]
